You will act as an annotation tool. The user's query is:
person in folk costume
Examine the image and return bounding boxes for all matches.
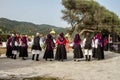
[16,34,21,55]
[31,32,42,61]
[73,34,83,62]
[10,33,19,59]
[108,34,113,51]
[92,35,96,58]
[50,29,56,44]
[101,35,105,59]
[65,35,70,53]
[6,35,13,58]
[30,35,34,46]
[55,33,67,61]
[19,34,28,60]
[83,32,94,61]
[94,33,104,60]
[43,34,55,61]
[18,34,23,58]
[104,36,108,51]
[40,34,46,49]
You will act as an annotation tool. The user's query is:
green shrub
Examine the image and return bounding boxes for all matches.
[0,34,9,42]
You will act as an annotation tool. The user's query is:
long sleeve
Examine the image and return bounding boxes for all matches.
[94,39,99,48]
[82,38,86,48]
[92,39,95,48]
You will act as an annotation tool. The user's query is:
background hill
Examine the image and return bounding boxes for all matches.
[0,18,67,35]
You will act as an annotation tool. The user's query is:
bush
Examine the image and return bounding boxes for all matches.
[0,34,9,42]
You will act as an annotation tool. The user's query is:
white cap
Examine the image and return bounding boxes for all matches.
[36,32,39,36]
[11,34,15,37]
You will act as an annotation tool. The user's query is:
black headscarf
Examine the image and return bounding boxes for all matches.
[74,34,81,43]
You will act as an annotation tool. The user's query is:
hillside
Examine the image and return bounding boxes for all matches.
[0,18,67,35]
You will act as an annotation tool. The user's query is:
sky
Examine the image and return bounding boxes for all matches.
[0,0,120,28]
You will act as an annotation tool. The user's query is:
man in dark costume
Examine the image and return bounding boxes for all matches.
[83,33,93,61]
[31,32,42,61]
[11,34,18,59]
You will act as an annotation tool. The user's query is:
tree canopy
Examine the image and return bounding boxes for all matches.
[62,0,120,35]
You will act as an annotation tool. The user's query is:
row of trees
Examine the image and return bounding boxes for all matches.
[62,0,120,36]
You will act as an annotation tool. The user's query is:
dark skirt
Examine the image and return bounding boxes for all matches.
[17,46,21,53]
[92,48,96,58]
[108,43,113,51]
[11,46,18,50]
[73,45,83,58]
[32,45,42,51]
[55,44,67,60]
[104,44,108,51]
[19,47,28,57]
[96,45,104,60]
[43,49,54,59]
[6,47,13,57]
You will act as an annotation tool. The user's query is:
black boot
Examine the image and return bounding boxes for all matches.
[50,59,52,61]
[45,58,47,61]
[36,54,39,61]
[88,55,91,61]
[74,59,76,61]
[32,54,35,60]
[85,55,88,61]
[61,59,63,62]
[13,54,16,59]
[11,54,14,59]
[22,57,26,60]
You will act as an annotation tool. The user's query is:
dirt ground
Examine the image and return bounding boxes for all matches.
[0,50,120,80]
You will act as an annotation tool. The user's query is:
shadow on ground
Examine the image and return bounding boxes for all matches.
[0,76,61,80]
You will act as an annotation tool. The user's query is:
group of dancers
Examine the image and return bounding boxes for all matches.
[5,32,105,61]
[6,34,28,60]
